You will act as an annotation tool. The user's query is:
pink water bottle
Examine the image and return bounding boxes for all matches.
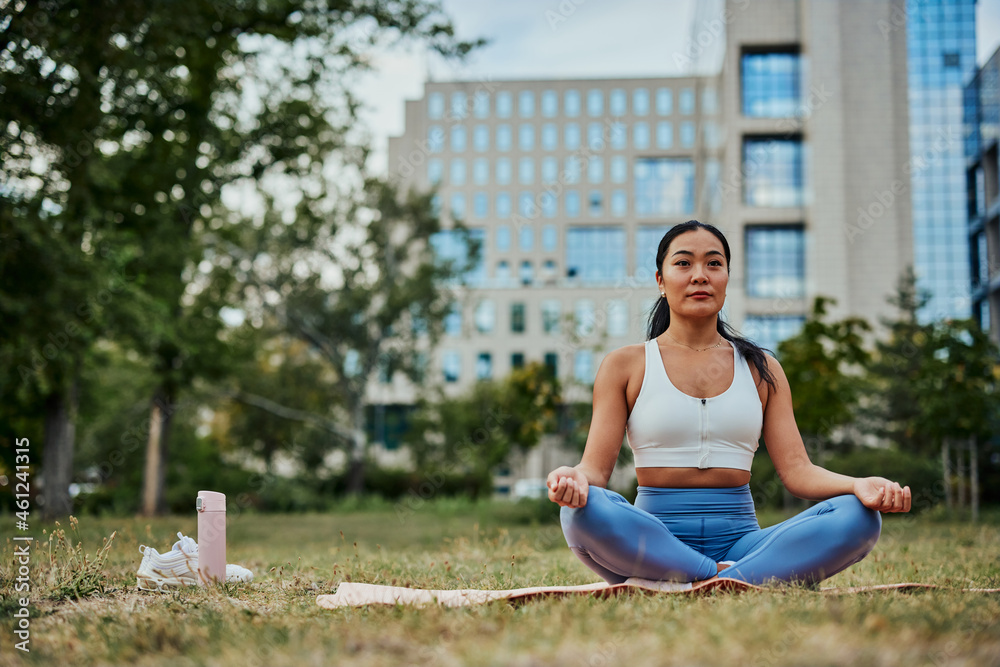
[196,490,226,585]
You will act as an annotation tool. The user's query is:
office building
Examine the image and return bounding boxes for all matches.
[906,0,979,321]
[966,45,1000,342]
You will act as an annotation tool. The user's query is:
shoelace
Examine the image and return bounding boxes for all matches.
[172,532,198,556]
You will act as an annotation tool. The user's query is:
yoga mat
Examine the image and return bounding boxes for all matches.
[317,578,1000,609]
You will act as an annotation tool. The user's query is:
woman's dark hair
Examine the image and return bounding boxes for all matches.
[646,220,777,393]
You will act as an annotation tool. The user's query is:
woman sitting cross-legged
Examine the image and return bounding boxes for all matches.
[547,220,911,586]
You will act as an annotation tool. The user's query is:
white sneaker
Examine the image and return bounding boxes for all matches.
[136,544,199,592]
[170,532,254,585]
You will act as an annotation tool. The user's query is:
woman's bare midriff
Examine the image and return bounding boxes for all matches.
[635,467,751,488]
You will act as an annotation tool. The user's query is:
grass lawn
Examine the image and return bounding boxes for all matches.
[2,498,999,667]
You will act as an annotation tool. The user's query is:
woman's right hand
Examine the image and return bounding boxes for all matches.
[546,466,590,508]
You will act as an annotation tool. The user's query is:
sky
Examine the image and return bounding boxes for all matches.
[354,0,1000,174]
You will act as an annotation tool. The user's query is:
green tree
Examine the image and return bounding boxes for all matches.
[405,362,562,488]
[1,0,481,514]
[776,296,871,458]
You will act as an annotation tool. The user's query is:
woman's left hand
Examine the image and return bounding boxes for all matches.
[853,477,912,513]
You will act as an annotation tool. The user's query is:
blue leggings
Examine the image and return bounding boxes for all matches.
[560,485,882,585]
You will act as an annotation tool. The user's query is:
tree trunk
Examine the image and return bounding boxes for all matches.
[141,388,175,516]
[942,439,952,513]
[970,436,979,523]
[956,439,966,511]
[41,381,78,519]
[345,401,367,495]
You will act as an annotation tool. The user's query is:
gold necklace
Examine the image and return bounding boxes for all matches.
[665,330,725,352]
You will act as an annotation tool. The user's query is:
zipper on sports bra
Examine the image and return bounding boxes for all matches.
[698,398,709,469]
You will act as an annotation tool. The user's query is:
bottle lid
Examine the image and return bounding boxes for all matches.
[197,490,226,512]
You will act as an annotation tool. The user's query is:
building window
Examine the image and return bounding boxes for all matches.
[511,303,526,333]
[564,123,581,150]
[634,157,695,217]
[702,87,718,114]
[588,190,603,217]
[610,88,627,116]
[679,87,695,114]
[566,191,581,217]
[520,260,534,286]
[541,192,557,218]
[588,122,604,150]
[519,192,537,219]
[496,260,511,286]
[543,259,557,283]
[610,121,627,150]
[473,158,488,185]
[636,226,672,279]
[519,90,535,118]
[633,122,650,149]
[611,189,627,217]
[542,224,558,251]
[444,303,462,335]
[473,91,490,118]
[518,220,534,249]
[542,299,561,334]
[442,350,461,383]
[496,124,512,151]
[564,155,582,183]
[567,227,626,285]
[450,91,467,119]
[564,89,581,117]
[633,88,650,115]
[656,122,673,149]
[607,299,629,337]
[473,124,489,151]
[450,125,466,152]
[742,315,805,354]
[743,137,804,207]
[542,123,558,150]
[496,91,512,118]
[496,157,512,185]
[428,158,443,185]
[473,192,488,219]
[496,224,511,251]
[511,352,525,370]
[745,225,805,298]
[588,156,603,184]
[575,299,596,336]
[680,121,695,148]
[587,89,604,117]
[428,92,444,119]
[741,50,801,118]
[449,193,465,220]
[610,156,627,183]
[542,90,558,117]
[519,124,535,150]
[428,125,444,153]
[542,156,558,183]
[496,192,512,219]
[544,352,558,376]
[518,157,535,185]
[449,158,466,185]
[476,353,493,380]
[574,350,594,383]
[656,87,673,115]
[475,299,495,333]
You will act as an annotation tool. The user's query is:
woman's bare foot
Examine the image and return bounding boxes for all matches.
[716,561,734,574]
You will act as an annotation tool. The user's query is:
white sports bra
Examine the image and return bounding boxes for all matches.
[625,338,763,471]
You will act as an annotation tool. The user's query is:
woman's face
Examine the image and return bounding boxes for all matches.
[656,228,729,319]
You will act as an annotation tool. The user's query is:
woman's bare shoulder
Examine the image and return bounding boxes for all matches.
[598,342,647,377]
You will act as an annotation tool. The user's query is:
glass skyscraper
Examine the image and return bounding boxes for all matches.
[907,0,978,321]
